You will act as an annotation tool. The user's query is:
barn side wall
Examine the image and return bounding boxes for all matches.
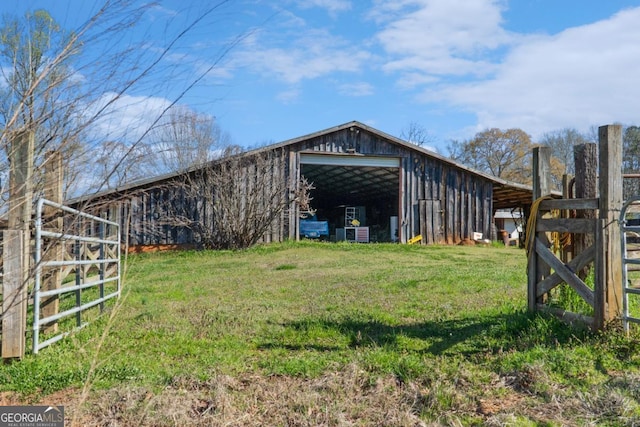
[80,127,494,248]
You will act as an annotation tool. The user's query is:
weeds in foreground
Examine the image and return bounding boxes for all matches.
[2,242,640,426]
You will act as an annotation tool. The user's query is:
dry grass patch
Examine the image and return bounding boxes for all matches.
[38,369,640,426]
[76,365,427,426]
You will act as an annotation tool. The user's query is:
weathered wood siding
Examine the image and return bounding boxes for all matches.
[81,125,494,247]
[84,148,291,248]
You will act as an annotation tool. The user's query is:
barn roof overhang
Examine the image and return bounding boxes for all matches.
[491,177,562,211]
[492,182,537,211]
[67,121,559,212]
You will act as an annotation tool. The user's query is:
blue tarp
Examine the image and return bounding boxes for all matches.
[300,220,329,238]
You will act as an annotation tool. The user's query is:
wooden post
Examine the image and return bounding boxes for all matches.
[532,147,552,201]
[528,146,552,311]
[561,174,573,263]
[8,130,34,277]
[597,125,623,328]
[574,143,598,202]
[595,218,606,330]
[3,130,35,359]
[574,143,598,278]
[2,230,26,359]
[41,151,64,333]
[8,130,34,269]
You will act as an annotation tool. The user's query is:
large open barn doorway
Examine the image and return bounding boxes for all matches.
[299,153,400,243]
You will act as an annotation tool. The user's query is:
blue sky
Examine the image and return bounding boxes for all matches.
[3,0,640,153]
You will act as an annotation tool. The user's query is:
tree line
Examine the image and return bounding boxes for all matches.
[444,125,640,197]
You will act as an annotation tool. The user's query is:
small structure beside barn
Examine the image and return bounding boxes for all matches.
[72,121,535,250]
[494,209,524,245]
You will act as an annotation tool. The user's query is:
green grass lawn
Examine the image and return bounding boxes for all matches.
[3,241,640,426]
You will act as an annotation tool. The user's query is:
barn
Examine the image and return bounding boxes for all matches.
[74,121,534,248]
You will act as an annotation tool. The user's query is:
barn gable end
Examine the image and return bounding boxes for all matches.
[71,121,534,249]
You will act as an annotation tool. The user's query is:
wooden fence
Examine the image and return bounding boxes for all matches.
[527,125,623,330]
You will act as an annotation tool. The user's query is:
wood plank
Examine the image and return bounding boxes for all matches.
[410,158,418,240]
[535,238,594,307]
[594,219,606,330]
[598,125,623,323]
[42,151,64,334]
[399,159,406,243]
[451,171,457,242]
[537,304,595,329]
[446,169,454,244]
[539,198,599,211]
[466,178,473,239]
[4,130,34,359]
[484,181,492,240]
[537,244,596,296]
[574,144,598,273]
[474,180,481,238]
[532,147,552,199]
[536,218,597,234]
[292,151,299,241]
[419,200,428,244]
[560,175,573,263]
[527,249,538,311]
[531,147,552,309]
[2,230,26,359]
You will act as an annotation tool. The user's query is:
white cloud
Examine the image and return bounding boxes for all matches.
[373,0,512,77]
[338,82,374,96]
[86,92,173,143]
[394,72,439,90]
[232,27,371,85]
[434,7,640,139]
[296,0,352,14]
[368,1,640,139]
[148,4,179,20]
[276,87,302,103]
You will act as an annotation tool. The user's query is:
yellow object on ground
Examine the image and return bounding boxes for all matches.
[408,235,422,244]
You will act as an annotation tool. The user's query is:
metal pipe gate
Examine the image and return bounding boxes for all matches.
[33,198,121,353]
[621,196,640,333]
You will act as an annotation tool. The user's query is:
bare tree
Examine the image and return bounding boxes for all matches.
[93,140,151,190]
[540,128,589,175]
[158,150,315,250]
[0,9,79,235]
[400,121,437,150]
[143,105,230,174]
[0,1,243,206]
[623,125,640,199]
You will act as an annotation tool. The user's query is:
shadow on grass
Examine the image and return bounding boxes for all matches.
[258,309,593,356]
